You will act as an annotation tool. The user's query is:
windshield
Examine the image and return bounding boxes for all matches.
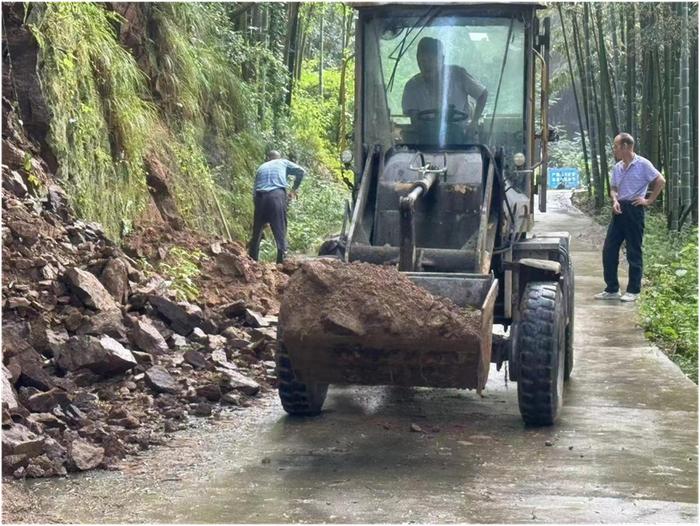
[363,10,526,154]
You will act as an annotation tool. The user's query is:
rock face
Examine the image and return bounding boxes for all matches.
[55,336,137,375]
[64,267,119,311]
[144,365,180,394]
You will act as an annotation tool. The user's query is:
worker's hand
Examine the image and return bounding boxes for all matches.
[612,200,622,215]
[288,190,298,202]
[632,196,650,207]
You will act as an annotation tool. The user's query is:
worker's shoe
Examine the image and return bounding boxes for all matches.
[594,291,621,300]
[620,292,640,302]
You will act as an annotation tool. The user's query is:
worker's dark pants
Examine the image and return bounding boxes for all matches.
[248,189,288,264]
[602,202,645,294]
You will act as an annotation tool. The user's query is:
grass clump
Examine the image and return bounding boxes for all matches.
[30,3,157,239]
[639,214,698,383]
[158,246,208,302]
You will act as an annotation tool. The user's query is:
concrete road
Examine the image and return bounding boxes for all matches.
[15,191,698,523]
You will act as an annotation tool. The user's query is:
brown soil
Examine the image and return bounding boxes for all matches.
[122,222,288,316]
[281,259,481,343]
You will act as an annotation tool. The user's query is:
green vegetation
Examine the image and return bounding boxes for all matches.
[158,247,208,303]
[640,215,698,382]
[30,3,157,238]
[28,2,353,256]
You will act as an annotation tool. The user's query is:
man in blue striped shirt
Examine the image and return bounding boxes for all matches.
[248,150,306,263]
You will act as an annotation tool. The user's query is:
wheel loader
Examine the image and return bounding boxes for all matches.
[275,2,574,426]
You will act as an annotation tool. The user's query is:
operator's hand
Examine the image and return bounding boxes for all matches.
[288,190,298,202]
[612,200,622,215]
[632,196,650,207]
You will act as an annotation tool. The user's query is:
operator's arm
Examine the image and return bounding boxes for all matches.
[285,160,306,191]
[463,69,488,123]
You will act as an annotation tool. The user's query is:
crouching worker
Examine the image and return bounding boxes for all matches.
[248,150,306,264]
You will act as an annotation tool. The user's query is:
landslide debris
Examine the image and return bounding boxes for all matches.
[1,97,288,479]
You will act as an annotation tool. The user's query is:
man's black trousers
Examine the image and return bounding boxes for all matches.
[248,188,288,263]
[602,201,645,294]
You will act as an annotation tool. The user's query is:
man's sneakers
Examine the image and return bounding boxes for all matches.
[593,290,640,302]
[594,291,621,300]
[620,292,640,302]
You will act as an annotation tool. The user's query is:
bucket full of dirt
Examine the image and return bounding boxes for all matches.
[278,259,498,392]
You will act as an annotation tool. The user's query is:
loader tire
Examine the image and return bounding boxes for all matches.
[275,343,328,416]
[558,243,575,381]
[517,282,566,426]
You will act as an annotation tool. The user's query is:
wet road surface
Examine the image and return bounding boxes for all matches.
[12,191,698,523]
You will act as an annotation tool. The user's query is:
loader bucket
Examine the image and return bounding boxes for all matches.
[278,261,498,393]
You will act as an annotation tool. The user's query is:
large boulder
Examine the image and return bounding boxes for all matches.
[9,348,55,391]
[144,365,180,394]
[217,368,260,396]
[100,258,130,304]
[68,439,104,471]
[2,423,45,457]
[2,366,19,410]
[148,295,215,335]
[54,335,137,376]
[76,309,127,340]
[63,267,119,311]
[128,317,168,354]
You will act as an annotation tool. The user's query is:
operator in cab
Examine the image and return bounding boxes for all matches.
[402,37,488,137]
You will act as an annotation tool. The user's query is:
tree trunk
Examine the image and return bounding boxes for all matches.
[581,8,603,208]
[596,3,619,135]
[319,4,324,99]
[679,1,692,227]
[284,3,300,107]
[625,5,636,136]
[558,5,591,189]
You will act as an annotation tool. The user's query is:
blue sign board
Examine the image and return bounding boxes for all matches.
[548,167,580,189]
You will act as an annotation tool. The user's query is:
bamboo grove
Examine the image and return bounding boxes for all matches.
[556,2,698,229]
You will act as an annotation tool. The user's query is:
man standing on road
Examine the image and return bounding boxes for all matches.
[248,150,306,264]
[594,133,665,302]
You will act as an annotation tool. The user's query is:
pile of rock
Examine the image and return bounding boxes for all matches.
[2,120,284,478]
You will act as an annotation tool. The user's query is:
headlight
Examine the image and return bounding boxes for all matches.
[340,149,353,164]
[513,152,526,168]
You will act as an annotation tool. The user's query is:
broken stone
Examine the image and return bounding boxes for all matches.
[190,402,212,417]
[8,220,39,245]
[144,365,180,394]
[149,295,214,335]
[183,349,208,370]
[63,267,119,311]
[41,263,59,280]
[3,169,28,197]
[2,454,29,476]
[410,423,423,433]
[251,327,277,341]
[222,299,248,317]
[24,388,71,413]
[221,392,241,406]
[210,349,234,369]
[55,335,137,375]
[169,334,188,349]
[131,351,154,366]
[2,423,45,457]
[217,368,260,396]
[99,258,130,304]
[196,383,221,402]
[69,439,104,471]
[2,367,19,410]
[7,296,31,309]
[128,317,169,354]
[244,309,269,328]
[10,349,55,391]
[207,334,227,351]
[76,309,127,340]
[210,241,222,255]
[190,327,207,343]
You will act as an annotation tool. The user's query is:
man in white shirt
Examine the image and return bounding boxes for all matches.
[402,37,488,134]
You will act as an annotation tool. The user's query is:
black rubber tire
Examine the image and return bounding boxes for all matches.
[558,244,575,381]
[517,282,566,426]
[275,342,328,416]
